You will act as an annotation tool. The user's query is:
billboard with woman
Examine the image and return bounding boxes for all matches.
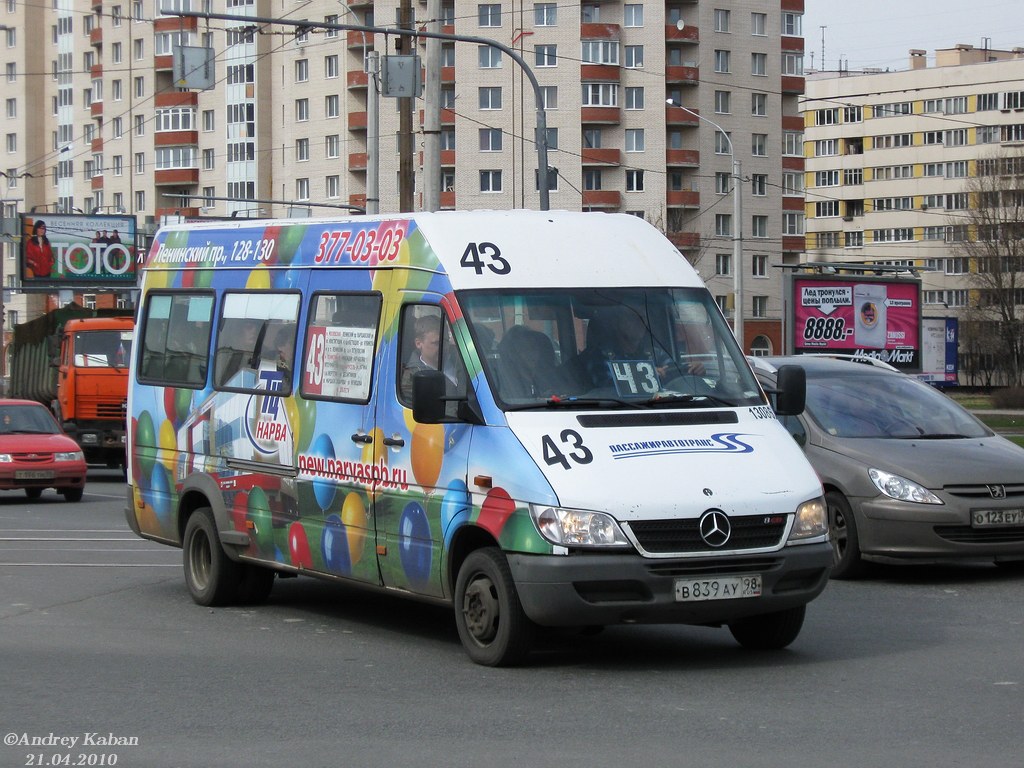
[20,213,137,290]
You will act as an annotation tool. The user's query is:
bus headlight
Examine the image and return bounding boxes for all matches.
[530,505,631,548]
[787,497,828,542]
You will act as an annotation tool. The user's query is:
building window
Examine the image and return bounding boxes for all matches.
[624,86,644,110]
[752,296,768,318]
[582,40,618,65]
[295,58,308,82]
[625,169,644,191]
[752,254,767,277]
[296,138,309,162]
[324,55,338,79]
[783,213,804,235]
[751,174,767,196]
[783,131,803,156]
[582,83,617,107]
[480,169,502,192]
[843,106,863,122]
[624,4,643,27]
[535,44,556,67]
[714,90,731,114]
[714,50,731,73]
[751,52,767,76]
[534,3,556,25]
[479,128,502,151]
[715,253,731,276]
[583,169,602,190]
[715,214,732,237]
[478,4,500,27]
[751,12,766,36]
[714,9,730,32]
[815,169,839,187]
[296,98,309,121]
[202,109,215,131]
[781,12,802,36]
[325,95,339,118]
[715,131,732,155]
[751,92,767,116]
[479,87,502,109]
[479,45,501,68]
[624,45,643,69]
[541,86,557,109]
[816,201,840,217]
[295,178,309,200]
[751,133,767,156]
[441,128,455,150]
[625,128,644,152]
[845,231,864,248]
[781,53,803,76]
[325,134,340,158]
[326,175,340,199]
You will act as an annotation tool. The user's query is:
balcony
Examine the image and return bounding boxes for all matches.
[580,147,620,166]
[665,105,699,126]
[349,152,367,171]
[155,16,196,32]
[667,231,701,250]
[90,101,103,118]
[91,137,103,153]
[582,190,621,209]
[781,75,805,94]
[782,236,806,253]
[90,64,103,79]
[155,91,198,108]
[156,206,199,219]
[347,30,370,50]
[666,190,700,208]
[349,193,367,209]
[581,106,620,125]
[154,168,199,186]
[441,149,455,165]
[154,55,173,72]
[348,111,368,131]
[440,190,455,209]
[155,131,198,147]
[579,23,620,40]
[580,63,620,82]
[666,149,700,167]
[666,65,699,84]
[440,108,456,125]
[89,27,102,47]
[91,174,104,191]
[665,24,699,43]
[347,70,368,90]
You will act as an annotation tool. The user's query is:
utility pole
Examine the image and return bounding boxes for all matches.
[398,0,414,213]
[421,0,441,211]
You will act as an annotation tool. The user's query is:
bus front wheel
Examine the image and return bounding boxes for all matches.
[454,548,535,667]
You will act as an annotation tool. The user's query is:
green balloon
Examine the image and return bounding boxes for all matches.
[136,410,156,478]
[276,224,308,265]
[247,487,274,554]
[499,511,551,554]
[175,389,192,425]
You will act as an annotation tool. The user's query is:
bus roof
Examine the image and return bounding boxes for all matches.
[145,210,703,291]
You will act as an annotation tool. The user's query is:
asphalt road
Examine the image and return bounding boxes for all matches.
[1,472,1021,767]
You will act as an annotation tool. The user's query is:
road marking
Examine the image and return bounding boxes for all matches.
[0,562,180,567]
[0,537,155,542]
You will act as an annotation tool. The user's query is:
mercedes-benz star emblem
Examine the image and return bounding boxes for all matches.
[698,509,731,548]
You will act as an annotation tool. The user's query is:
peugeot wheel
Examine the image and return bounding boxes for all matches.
[826,490,865,579]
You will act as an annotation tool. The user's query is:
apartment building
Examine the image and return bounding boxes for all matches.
[1,0,806,357]
[803,46,1024,381]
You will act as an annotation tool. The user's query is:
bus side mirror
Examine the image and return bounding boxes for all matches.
[773,365,806,416]
[411,369,447,424]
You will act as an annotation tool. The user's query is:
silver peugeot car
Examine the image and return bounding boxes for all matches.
[750,355,1024,578]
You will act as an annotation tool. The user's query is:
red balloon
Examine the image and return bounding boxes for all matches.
[231,492,249,533]
[163,387,178,424]
[288,521,314,568]
[477,488,515,537]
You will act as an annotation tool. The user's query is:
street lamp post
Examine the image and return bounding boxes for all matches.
[666,99,744,348]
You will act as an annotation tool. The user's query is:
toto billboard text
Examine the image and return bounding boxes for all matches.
[20,213,137,290]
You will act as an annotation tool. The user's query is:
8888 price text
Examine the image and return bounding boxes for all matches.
[802,316,852,342]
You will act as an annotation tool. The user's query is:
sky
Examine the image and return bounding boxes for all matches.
[801,0,1021,73]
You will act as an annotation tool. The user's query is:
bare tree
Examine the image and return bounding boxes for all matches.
[952,149,1024,386]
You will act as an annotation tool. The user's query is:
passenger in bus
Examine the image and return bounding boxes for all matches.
[400,316,442,400]
[216,318,262,385]
[496,326,563,399]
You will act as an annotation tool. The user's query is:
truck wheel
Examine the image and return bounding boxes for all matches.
[454,548,534,667]
[728,605,806,650]
[183,507,242,606]
[62,488,84,502]
[25,488,43,500]
[826,490,865,579]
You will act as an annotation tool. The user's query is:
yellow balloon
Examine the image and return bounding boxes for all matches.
[159,419,177,474]
[361,427,385,466]
[411,423,444,488]
[246,266,271,290]
[341,492,368,565]
[402,406,417,434]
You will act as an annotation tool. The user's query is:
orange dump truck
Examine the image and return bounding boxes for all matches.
[9,305,134,467]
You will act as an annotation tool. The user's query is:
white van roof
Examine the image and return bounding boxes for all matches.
[147,210,703,290]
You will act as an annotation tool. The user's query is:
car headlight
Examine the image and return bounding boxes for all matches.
[869,468,942,504]
[0,454,12,463]
[787,497,828,542]
[530,505,631,548]
[55,451,85,462]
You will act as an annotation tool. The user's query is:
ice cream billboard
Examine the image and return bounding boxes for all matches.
[20,213,138,290]
[789,274,922,370]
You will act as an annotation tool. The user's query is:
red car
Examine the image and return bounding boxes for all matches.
[0,399,87,502]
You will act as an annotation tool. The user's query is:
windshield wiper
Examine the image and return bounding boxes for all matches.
[896,432,971,440]
[644,392,737,407]
[503,395,648,411]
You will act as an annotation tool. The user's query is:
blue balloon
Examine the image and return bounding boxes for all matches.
[440,480,470,548]
[310,433,337,510]
[321,514,352,575]
[399,502,431,587]
[149,463,170,523]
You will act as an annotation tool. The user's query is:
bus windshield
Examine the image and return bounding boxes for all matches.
[458,287,765,410]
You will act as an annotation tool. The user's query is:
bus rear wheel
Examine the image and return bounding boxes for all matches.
[454,548,534,667]
[183,507,242,606]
